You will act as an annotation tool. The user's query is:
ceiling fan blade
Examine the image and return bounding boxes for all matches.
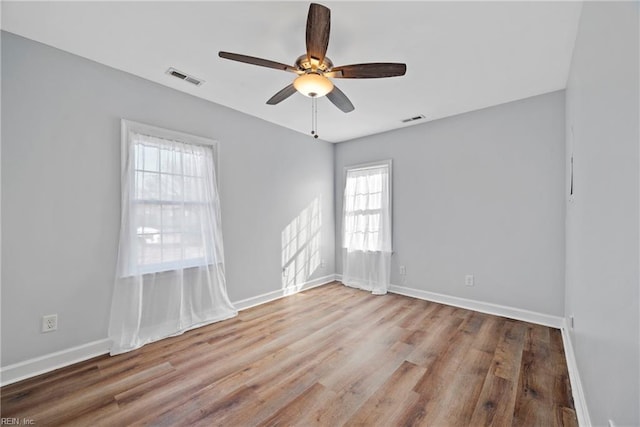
[219,51,299,73]
[266,84,297,105]
[327,63,407,79]
[326,85,354,113]
[306,3,331,64]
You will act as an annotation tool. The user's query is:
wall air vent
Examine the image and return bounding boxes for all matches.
[166,68,204,86]
[401,115,426,123]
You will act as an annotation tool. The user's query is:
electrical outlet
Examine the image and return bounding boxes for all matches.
[320,259,326,268]
[570,315,575,329]
[42,314,58,333]
[465,275,474,286]
[399,265,406,275]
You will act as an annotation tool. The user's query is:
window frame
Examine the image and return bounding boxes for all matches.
[121,119,220,275]
[342,159,393,252]
[121,120,219,182]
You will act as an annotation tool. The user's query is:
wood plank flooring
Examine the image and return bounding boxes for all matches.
[1,282,577,426]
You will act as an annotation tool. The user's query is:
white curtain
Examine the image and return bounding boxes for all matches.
[109,129,237,355]
[342,163,392,295]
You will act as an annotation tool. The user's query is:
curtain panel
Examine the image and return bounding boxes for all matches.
[109,123,237,355]
[341,162,392,295]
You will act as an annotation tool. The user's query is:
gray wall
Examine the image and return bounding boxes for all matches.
[1,32,335,366]
[565,2,639,425]
[335,91,566,316]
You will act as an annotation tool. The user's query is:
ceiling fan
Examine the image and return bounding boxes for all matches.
[218,3,407,114]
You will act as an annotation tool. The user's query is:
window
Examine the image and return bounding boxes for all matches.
[121,120,220,275]
[342,161,392,253]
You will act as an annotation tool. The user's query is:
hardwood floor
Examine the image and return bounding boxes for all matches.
[1,282,577,426]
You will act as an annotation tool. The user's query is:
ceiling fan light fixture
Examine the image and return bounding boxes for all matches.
[293,72,334,97]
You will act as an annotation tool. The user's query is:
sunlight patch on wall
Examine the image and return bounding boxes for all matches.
[281,197,321,295]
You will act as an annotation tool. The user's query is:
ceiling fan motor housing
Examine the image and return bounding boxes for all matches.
[295,54,333,73]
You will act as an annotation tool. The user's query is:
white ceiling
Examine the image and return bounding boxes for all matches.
[1,1,582,143]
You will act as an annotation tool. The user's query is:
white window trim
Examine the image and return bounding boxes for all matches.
[343,159,393,175]
[342,159,393,252]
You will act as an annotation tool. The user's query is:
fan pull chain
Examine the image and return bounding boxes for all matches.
[311,96,319,139]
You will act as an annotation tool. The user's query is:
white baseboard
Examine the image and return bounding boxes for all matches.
[333,276,564,328]
[387,284,564,328]
[0,275,337,387]
[560,321,592,427]
[0,338,111,387]
[232,274,336,311]
[1,279,590,427]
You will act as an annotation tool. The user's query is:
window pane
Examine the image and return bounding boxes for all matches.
[368,192,382,210]
[183,151,197,176]
[138,242,162,267]
[193,153,206,177]
[184,176,205,202]
[140,144,159,172]
[134,171,144,200]
[368,213,381,232]
[162,205,183,233]
[136,171,159,201]
[135,201,162,267]
[160,173,183,201]
[354,193,368,211]
[160,146,182,174]
[183,205,197,232]
[134,203,161,235]
[134,144,143,170]
[128,129,217,274]
[343,164,389,251]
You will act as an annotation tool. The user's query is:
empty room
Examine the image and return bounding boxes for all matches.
[1,1,638,426]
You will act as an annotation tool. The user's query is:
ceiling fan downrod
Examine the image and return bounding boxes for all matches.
[311,96,319,139]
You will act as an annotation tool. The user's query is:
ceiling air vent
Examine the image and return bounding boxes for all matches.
[401,115,426,124]
[166,67,204,86]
